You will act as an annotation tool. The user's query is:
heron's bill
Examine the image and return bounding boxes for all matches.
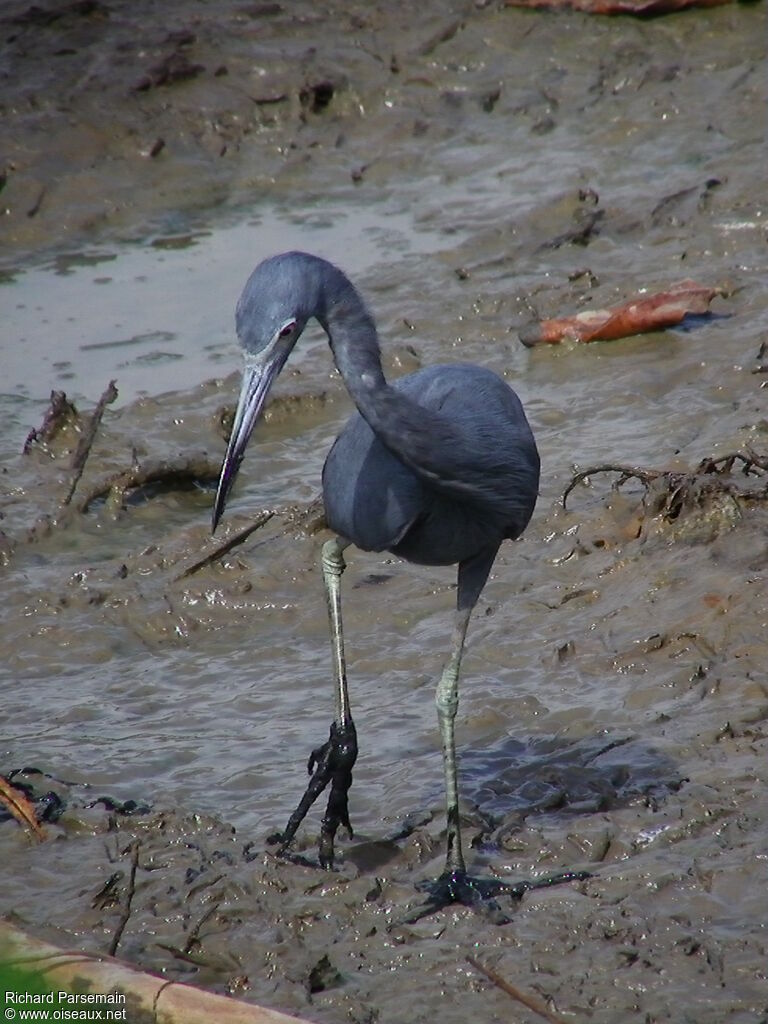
[212,353,284,532]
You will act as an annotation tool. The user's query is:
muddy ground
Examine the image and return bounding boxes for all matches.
[1,1,768,1022]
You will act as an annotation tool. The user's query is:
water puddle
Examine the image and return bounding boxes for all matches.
[1,200,460,456]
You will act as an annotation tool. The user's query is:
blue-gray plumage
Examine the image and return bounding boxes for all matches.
[213,251,540,914]
[323,364,538,566]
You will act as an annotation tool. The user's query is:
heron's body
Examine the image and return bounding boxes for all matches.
[212,251,541,915]
[323,363,538,565]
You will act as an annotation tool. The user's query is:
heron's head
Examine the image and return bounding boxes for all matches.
[212,251,332,531]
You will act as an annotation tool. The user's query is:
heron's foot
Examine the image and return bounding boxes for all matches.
[267,719,358,870]
[403,870,514,926]
[313,720,358,868]
[393,868,592,928]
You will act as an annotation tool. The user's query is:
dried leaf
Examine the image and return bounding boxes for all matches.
[0,776,46,841]
[505,0,735,15]
[520,280,726,347]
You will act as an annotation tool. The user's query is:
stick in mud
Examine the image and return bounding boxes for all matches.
[466,955,569,1024]
[63,380,119,506]
[175,510,276,579]
[183,901,222,956]
[175,496,325,580]
[108,840,140,958]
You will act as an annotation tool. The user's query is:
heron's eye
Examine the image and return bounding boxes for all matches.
[278,321,296,339]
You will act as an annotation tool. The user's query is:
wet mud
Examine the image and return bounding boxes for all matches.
[2,1,768,1022]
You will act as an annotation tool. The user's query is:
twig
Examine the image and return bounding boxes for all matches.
[27,185,47,218]
[186,873,225,900]
[183,900,222,955]
[63,380,118,506]
[539,208,604,252]
[174,511,276,578]
[154,943,211,966]
[175,495,326,580]
[563,451,768,512]
[466,955,569,1024]
[108,841,140,957]
[696,449,768,476]
[562,463,659,509]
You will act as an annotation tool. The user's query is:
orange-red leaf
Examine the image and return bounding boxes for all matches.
[519,280,726,347]
[505,0,734,15]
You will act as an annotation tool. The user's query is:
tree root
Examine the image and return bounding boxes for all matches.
[563,448,768,521]
[76,453,221,514]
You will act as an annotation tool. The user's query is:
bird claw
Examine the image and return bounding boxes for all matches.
[391,868,592,928]
[271,719,358,869]
[397,870,514,926]
[306,738,329,776]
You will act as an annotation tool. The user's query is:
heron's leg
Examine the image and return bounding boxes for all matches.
[436,605,473,876]
[436,544,499,877]
[273,537,357,868]
[322,536,352,729]
[314,536,357,866]
[394,545,522,923]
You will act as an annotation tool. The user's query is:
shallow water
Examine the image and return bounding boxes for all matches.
[1,2,767,1021]
[1,200,454,453]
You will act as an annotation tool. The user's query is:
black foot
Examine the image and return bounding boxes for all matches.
[393,868,592,928]
[266,719,358,869]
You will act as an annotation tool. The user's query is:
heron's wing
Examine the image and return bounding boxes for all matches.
[322,414,425,552]
[323,364,539,557]
[383,365,540,540]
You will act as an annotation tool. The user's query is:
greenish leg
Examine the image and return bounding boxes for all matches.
[274,536,357,867]
[321,536,352,728]
[435,605,472,876]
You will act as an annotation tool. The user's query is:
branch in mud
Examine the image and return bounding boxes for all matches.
[77,453,222,514]
[563,464,662,509]
[183,900,223,955]
[63,380,119,506]
[696,451,768,476]
[174,511,276,579]
[108,840,140,957]
[562,448,768,519]
[23,381,120,507]
[175,495,326,580]
[466,955,568,1024]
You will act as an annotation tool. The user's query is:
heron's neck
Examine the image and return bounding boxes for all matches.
[320,286,388,416]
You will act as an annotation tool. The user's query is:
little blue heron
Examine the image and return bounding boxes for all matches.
[212,251,541,915]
